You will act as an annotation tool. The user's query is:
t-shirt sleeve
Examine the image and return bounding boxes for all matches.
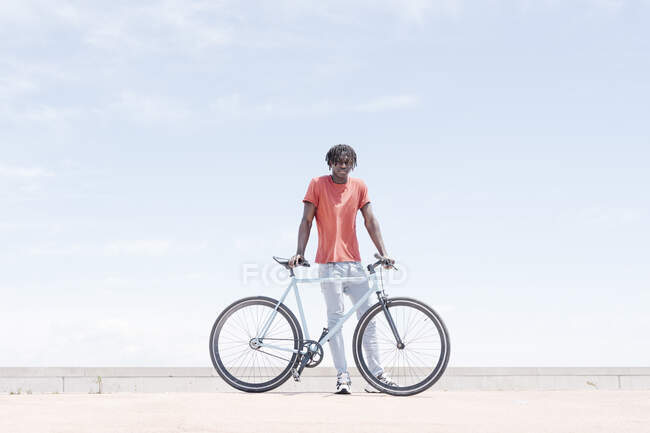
[358,181,370,209]
[303,178,319,207]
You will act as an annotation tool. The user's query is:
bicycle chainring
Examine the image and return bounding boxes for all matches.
[302,340,324,368]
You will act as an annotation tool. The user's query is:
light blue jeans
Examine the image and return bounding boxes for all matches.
[319,262,383,377]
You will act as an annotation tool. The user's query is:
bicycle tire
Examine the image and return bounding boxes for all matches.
[353,297,450,396]
[209,296,303,392]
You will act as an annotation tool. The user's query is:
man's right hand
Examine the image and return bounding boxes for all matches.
[288,254,304,268]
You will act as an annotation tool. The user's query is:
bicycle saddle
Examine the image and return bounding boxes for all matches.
[273,256,310,268]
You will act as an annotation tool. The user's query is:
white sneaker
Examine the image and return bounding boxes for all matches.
[364,372,398,393]
[335,372,351,394]
[377,372,398,387]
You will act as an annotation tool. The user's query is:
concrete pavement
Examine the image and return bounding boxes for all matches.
[1,391,649,433]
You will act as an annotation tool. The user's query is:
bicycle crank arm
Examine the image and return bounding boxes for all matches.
[291,355,311,382]
[296,353,312,377]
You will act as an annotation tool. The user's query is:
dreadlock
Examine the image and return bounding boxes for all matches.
[325,144,357,168]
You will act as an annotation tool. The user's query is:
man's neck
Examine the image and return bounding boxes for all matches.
[330,174,348,184]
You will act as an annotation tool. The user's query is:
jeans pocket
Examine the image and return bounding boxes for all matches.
[350,262,365,276]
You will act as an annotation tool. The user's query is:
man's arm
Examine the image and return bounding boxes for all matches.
[289,202,316,267]
[360,203,395,268]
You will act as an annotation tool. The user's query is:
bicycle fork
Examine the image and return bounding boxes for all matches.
[371,264,405,349]
[379,296,405,349]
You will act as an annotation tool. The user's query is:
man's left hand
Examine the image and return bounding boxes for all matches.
[376,253,395,269]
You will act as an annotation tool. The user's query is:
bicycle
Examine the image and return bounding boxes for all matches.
[209,254,450,396]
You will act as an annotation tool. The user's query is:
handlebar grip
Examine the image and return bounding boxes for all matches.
[372,253,397,270]
[374,253,392,264]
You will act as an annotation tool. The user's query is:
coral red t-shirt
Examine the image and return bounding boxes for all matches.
[302,175,370,264]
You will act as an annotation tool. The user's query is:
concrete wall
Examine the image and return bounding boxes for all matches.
[1,367,649,394]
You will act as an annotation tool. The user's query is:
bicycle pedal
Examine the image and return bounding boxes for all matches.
[291,368,301,382]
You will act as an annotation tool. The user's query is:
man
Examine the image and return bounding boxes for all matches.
[288,144,396,394]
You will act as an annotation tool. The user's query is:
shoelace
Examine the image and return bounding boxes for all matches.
[337,377,351,387]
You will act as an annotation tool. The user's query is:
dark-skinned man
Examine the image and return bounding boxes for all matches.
[289,144,396,394]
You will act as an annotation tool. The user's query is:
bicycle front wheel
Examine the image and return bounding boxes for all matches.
[353,297,450,396]
[209,296,303,392]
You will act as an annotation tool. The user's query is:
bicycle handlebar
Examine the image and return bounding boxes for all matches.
[278,254,395,272]
[368,253,398,272]
[273,256,310,269]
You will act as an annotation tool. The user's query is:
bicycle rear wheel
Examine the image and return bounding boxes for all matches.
[353,297,450,396]
[209,296,303,392]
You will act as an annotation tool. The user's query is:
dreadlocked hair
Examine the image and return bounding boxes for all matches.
[325,144,357,168]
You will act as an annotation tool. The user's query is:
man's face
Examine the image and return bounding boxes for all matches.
[331,156,353,177]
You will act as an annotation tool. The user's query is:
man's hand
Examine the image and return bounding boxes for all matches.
[288,254,304,268]
[381,256,396,270]
[375,253,396,270]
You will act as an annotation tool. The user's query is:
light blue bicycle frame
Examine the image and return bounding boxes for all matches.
[253,270,382,355]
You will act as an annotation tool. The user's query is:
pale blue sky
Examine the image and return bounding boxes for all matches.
[1,0,649,367]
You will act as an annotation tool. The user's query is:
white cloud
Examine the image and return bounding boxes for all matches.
[95,317,131,334]
[353,94,419,112]
[0,0,37,25]
[210,93,243,116]
[50,0,233,54]
[270,0,462,25]
[154,0,232,49]
[568,207,647,225]
[0,59,84,129]
[0,75,37,98]
[3,91,419,127]
[210,94,336,118]
[100,276,134,290]
[0,104,83,126]
[105,92,191,124]
[590,0,626,11]
[386,0,462,24]
[23,245,83,256]
[0,163,53,178]
[209,93,418,119]
[0,0,463,65]
[2,91,190,128]
[105,240,172,256]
